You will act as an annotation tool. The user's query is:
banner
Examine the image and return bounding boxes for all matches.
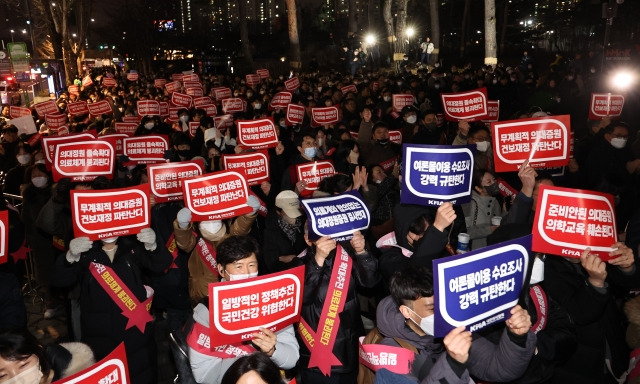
[532,185,617,260]
[182,73,199,82]
[115,122,138,136]
[193,96,213,108]
[42,131,98,169]
[497,177,518,198]
[52,140,115,182]
[246,74,261,86]
[481,100,500,123]
[51,343,130,384]
[589,93,624,120]
[221,98,246,114]
[102,77,117,88]
[311,106,339,125]
[165,81,181,94]
[256,69,270,79]
[34,100,58,117]
[208,266,304,347]
[182,171,252,220]
[212,87,232,100]
[301,190,370,241]
[171,92,193,108]
[126,72,139,82]
[183,81,202,90]
[148,160,204,203]
[222,151,270,186]
[67,101,90,116]
[214,114,234,130]
[392,94,415,112]
[186,87,204,97]
[45,113,68,129]
[9,106,31,118]
[71,184,150,241]
[200,104,217,117]
[137,100,160,116]
[122,135,169,164]
[286,104,305,125]
[122,116,142,124]
[441,88,489,121]
[433,236,530,337]
[359,338,415,375]
[492,115,570,172]
[171,73,184,82]
[296,161,335,197]
[87,100,113,116]
[154,78,167,88]
[401,144,474,206]
[100,134,127,157]
[284,77,300,91]
[269,92,293,109]
[236,118,278,149]
[0,210,7,265]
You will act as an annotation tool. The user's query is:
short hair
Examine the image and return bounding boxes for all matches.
[603,121,630,135]
[389,265,434,308]
[318,173,352,194]
[468,124,490,139]
[216,235,261,267]
[0,330,51,380]
[372,121,389,134]
[221,353,284,384]
[171,132,191,147]
[472,169,495,188]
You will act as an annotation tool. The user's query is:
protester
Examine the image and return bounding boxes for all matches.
[220,353,285,384]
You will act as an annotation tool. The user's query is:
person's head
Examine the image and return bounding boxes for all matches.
[372,122,389,143]
[15,142,33,166]
[318,173,353,194]
[531,172,554,211]
[297,133,317,160]
[314,128,327,148]
[275,190,303,225]
[0,329,51,384]
[1,125,18,143]
[221,353,284,384]
[369,165,387,184]
[335,139,359,164]
[467,125,491,153]
[177,108,190,123]
[216,235,260,281]
[603,121,629,150]
[27,164,51,189]
[389,265,435,336]
[171,132,191,159]
[472,169,499,196]
[422,110,436,127]
[402,106,418,125]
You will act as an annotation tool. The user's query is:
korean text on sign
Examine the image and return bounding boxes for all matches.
[301,190,371,241]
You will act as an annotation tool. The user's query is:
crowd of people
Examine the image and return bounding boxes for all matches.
[0,47,639,384]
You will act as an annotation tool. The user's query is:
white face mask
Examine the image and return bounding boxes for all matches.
[475,140,489,152]
[253,103,261,109]
[31,176,48,188]
[383,96,391,102]
[610,137,627,149]
[529,257,545,285]
[279,121,286,128]
[144,122,155,130]
[180,115,189,123]
[406,115,417,124]
[3,363,43,384]
[407,307,434,336]
[102,237,118,244]
[317,137,324,147]
[225,270,259,281]
[17,154,31,165]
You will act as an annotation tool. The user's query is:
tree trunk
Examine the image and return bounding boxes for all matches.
[394,0,409,55]
[460,0,470,58]
[285,0,301,69]
[484,0,497,65]
[429,0,440,65]
[499,0,509,54]
[348,0,358,35]
[382,0,394,63]
[238,0,254,71]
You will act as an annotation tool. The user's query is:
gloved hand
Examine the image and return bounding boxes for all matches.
[67,237,92,263]
[177,208,192,229]
[247,195,261,215]
[137,228,157,251]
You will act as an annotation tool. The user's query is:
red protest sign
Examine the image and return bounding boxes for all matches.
[67,101,90,116]
[341,84,357,94]
[183,171,252,220]
[122,115,142,123]
[55,127,69,136]
[481,100,500,123]
[186,87,204,97]
[311,106,339,125]
[148,160,205,203]
[256,69,270,79]
[165,81,181,94]
[45,113,67,129]
[68,85,80,96]
[246,74,261,86]
[269,92,293,110]
[52,343,130,384]
[532,185,617,261]
[392,94,415,112]
[496,177,518,198]
[87,100,113,116]
[236,118,278,149]
[212,87,232,100]
[42,131,98,169]
[208,266,304,347]
[122,135,169,164]
[81,76,93,88]
[441,88,489,121]
[183,73,199,82]
[285,77,300,91]
[214,114,234,130]
[222,151,270,186]
[171,92,193,108]
[389,130,402,144]
[188,122,200,138]
[183,81,202,90]
[286,104,305,125]
[9,106,31,118]
[102,77,117,88]
[171,73,185,82]
[0,210,7,265]
[52,140,115,182]
[34,100,58,117]
[221,98,246,114]
[589,93,624,120]
[159,102,169,117]
[167,107,182,123]
[296,161,335,197]
[115,122,138,136]
[193,96,213,107]
[137,100,160,116]
[200,104,217,117]
[126,72,139,82]
[99,134,127,157]
[71,184,150,241]
[154,78,167,88]
[492,115,571,172]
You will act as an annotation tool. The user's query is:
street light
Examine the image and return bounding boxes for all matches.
[406,27,415,38]
[365,34,375,45]
[10,29,14,43]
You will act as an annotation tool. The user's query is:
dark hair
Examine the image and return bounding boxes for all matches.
[171,132,191,147]
[603,121,630,135]
[372,121,389,134]
[216,235,261,267]
[468,124,490,139]
[389,265,434,308]
[334,139,358,162]
[318,173,352,194]
[0,329,51,379]
[24,163,51,186]
[294,132,315,148]
[472,168,495,188]
[221,353,284,384]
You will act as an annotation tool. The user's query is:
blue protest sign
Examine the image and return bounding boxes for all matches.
[301,190,370,241]
[401,144,474,206]
[433,235,531,337]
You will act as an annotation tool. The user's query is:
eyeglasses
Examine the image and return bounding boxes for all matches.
[471,136,489,141]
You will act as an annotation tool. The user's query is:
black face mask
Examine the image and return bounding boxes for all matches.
[424,122,437,132]
[178,149,191,158]
[485,182,500,196]
[377,139,389,146]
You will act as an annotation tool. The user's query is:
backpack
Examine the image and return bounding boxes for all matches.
[357,327,419,384]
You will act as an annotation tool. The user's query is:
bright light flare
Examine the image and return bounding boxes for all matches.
[611,70,635,90]
[365,34,375,45]
[406,27,415,38]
